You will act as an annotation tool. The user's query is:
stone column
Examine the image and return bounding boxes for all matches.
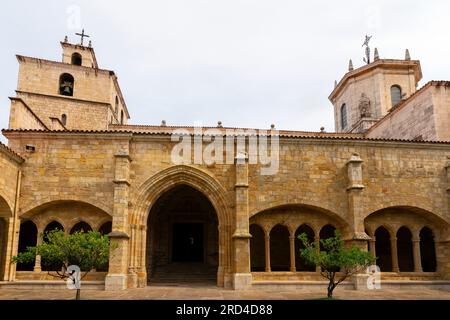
[137,225,147,287]
[33,232,43,272]
[105,152,132,290]
[264,232,271,272]
[412,237,422,272]
[390,237,400,272]
[127,224,138,288]
[369,238,376,258]
[232,152,252,289]
[346,153,366,237]
[439,161,450,278]
[2,217,20,281]
[5,169,22,281]
[289,235,296,272]
[315,236,321,273]
[346,153,372,289]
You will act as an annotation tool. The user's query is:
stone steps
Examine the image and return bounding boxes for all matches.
[150,263,217,284]
[0,280,105,290]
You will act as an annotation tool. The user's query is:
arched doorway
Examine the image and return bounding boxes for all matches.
[269,224,290,271]
[98,221,112,235]
[375,226,392,271]
[397,226,414,272]
[17,221,38,271]
[250,224,265,272]
[295,224,315,271]
[147,185,218,284]
[42,221,64,271]
[420,227,437,272]
[70,221,92,234]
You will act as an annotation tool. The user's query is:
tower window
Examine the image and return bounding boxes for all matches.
[120,110,124,124]
[71,53,82,66]
[59,73,74,96]
[340,103,348,129]
[391,85,402,107]
[115,96,119,115]
[61,114,67,126]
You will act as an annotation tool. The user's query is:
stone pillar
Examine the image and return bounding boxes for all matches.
[346,153,372,289]
[390,237,400,272]
[33,232,43,272]
[137,225,147,287]
[105,152,131,290]
[5,169,22,281]
[232,152,252,289]
[264,232,271,272]
[127,224,138,288]
[2,217,20,281]
[412,237,422,272]
[346,153,366,237]
[315,235,321,273]
[369,238,376,258]
[439,161,450,278]
[289,235,296,272]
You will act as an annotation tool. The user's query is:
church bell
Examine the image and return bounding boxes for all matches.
[60,81,73,96]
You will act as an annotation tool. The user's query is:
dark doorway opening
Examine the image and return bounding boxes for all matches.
[172,223,204,262]
[147,185,218,284]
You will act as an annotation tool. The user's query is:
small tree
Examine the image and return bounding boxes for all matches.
[298,230,375,299]
[13,230,112,300]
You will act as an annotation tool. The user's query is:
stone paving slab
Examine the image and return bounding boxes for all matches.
[0,284,450,300]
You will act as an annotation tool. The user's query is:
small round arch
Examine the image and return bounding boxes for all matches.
[71,52,82,66]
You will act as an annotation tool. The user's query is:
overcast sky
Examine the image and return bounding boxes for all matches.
[1,1,450,144]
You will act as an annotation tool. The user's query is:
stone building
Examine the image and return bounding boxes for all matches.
[0,38,449,291]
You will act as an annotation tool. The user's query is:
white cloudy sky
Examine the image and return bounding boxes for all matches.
[1,1,450,143]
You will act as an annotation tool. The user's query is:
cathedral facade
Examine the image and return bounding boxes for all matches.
[0,39,449,291]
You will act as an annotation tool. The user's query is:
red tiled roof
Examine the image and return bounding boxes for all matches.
[3,128,450,145]
[0,141,25,163]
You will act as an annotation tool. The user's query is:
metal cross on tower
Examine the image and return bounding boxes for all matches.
[75,29,90,46]
[362,34,372,64]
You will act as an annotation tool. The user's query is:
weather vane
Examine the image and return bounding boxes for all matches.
[362,35,372,64]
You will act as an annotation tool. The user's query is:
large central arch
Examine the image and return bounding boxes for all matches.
[132,165,233,287]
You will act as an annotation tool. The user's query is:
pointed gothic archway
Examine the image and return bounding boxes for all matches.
[132,165,233,287]
[147,185,219,284]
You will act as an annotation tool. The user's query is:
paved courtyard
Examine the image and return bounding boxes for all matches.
[0,284,449,300]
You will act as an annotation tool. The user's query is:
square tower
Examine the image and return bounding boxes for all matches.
[8,37,130,131]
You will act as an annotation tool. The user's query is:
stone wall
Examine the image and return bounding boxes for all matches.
[5,132,131,217]
[366,82,450,141]
[366,86,436,140]
[0,144,22,217]
[2,131,449,286]
[14,92,110,130]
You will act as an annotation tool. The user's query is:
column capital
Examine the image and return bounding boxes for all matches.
[114,152,132,162]
[108,231,130,239]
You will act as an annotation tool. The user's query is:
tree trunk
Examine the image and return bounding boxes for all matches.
[327,279,335,299]
[75,288,81,300]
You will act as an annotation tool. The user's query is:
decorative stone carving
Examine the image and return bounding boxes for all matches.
[358,93,372,118]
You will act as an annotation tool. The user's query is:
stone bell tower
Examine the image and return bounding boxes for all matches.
[8,32,130,131]
[329,46,422,133]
